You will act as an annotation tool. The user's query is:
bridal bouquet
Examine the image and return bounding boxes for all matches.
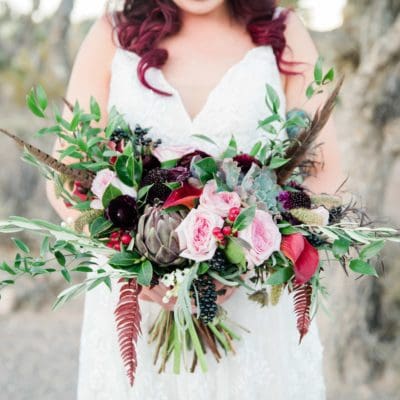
[1,61,398,385]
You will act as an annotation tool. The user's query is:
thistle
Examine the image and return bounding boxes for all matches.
[270,284,283,306]
[311,194,342,209]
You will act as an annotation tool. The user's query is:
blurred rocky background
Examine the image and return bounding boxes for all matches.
[0,0,399,399]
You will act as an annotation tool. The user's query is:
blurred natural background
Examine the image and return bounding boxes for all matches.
[0,0,399,399]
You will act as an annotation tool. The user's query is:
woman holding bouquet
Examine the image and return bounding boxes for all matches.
[46,0,345,399]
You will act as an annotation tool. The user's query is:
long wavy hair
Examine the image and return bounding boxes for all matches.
[109,0,293,96]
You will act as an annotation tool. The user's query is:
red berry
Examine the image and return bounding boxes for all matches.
[121,233,132,245]
[110,156,117,165]
[220,239,227,247]
[215,232,225,241]
[228,207,241,222]
[106,241,114,248]
[233,230,239,237]
[110,231,120,240]
[113,243,121,251]
[212,227,222,237]
[222,226,232,236]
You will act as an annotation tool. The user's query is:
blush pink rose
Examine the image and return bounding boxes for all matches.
[175,208,224,262]
[199,180,241,217]
[152,145,197,163]
[238,209,281,267]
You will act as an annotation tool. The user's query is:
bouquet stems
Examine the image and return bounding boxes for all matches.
[147,307,244,374]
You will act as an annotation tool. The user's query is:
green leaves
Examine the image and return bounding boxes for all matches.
[306,58,336,99]
[11,237,30,253]
[267,267,294,285]
[265,84,281,114]
[314,57,324,85]
[233,206,256,231]
[116,155,134,186]
[222,136,238,158]
[102,184,123,208]
[137,260,153,286]
[26,85,48,118]
[108,251,141,268]
[192,157,218,184]
[90,96,101,122]
[349,259,378,277]
[89,216,114,238]
[359,240,385,261]
[332,238,351,258]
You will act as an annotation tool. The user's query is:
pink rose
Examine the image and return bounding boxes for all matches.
[238,210,281,267]
[90,169,137,209]
[91,169,115,199]
[153,145,197,163]
[199,180,241,217]
[175,208,224,262]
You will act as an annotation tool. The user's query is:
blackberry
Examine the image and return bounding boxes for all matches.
[307,234,326,248]
[329,206,343,224]
[192,275,218,324]
[209,249,230,273]
[141,168,172,204]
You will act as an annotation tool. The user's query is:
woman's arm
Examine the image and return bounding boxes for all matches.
[282,10,347,194]
[45,14,116,223]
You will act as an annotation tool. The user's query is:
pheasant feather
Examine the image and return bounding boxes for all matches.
[114,278,143,387]
[276,76,344,185]
[0,128,94,188]
[293,283,313,343]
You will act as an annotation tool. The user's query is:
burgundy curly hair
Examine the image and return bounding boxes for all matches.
[109,0,293,96]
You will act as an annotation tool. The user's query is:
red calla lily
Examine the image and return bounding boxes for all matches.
[280,233,319,285]
[162,182,203,209]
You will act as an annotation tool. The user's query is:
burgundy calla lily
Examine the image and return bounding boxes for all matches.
[280,233,319,285]
[162,182,203,210]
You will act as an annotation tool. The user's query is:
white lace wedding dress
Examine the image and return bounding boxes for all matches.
[77,9,326,400]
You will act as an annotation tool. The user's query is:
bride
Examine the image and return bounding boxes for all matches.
[46,0,345,399]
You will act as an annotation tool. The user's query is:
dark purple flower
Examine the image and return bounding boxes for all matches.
[233,154,262,173]
[278,190,311,210]
[105,195,138,229]
[166,166,191,183]
[178,150,210,169]
[142,154,161,172]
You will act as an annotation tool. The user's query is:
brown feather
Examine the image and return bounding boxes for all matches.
[0,128,94,188]
[276,76,344,185]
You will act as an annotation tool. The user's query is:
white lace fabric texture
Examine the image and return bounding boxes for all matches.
[77,8,326,399]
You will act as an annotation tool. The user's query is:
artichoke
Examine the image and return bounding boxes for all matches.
[135,206,188,267]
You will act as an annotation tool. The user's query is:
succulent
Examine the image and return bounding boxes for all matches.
[135,206,188,267]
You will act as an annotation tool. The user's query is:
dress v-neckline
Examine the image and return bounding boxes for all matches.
[155,46,269,125]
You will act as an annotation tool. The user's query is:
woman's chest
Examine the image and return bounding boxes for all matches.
[108,46,287,155]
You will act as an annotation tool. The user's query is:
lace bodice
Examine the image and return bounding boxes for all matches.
[77,7,326,400]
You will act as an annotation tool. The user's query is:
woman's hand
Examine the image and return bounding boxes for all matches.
[138,279,238,312]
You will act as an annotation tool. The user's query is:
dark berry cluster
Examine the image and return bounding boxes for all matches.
[110,127,131,143]
[132,124,161,147]
[192,275,218,324]
[209,249,231,273]
[329,206,343,224]
[307,234,326,248]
